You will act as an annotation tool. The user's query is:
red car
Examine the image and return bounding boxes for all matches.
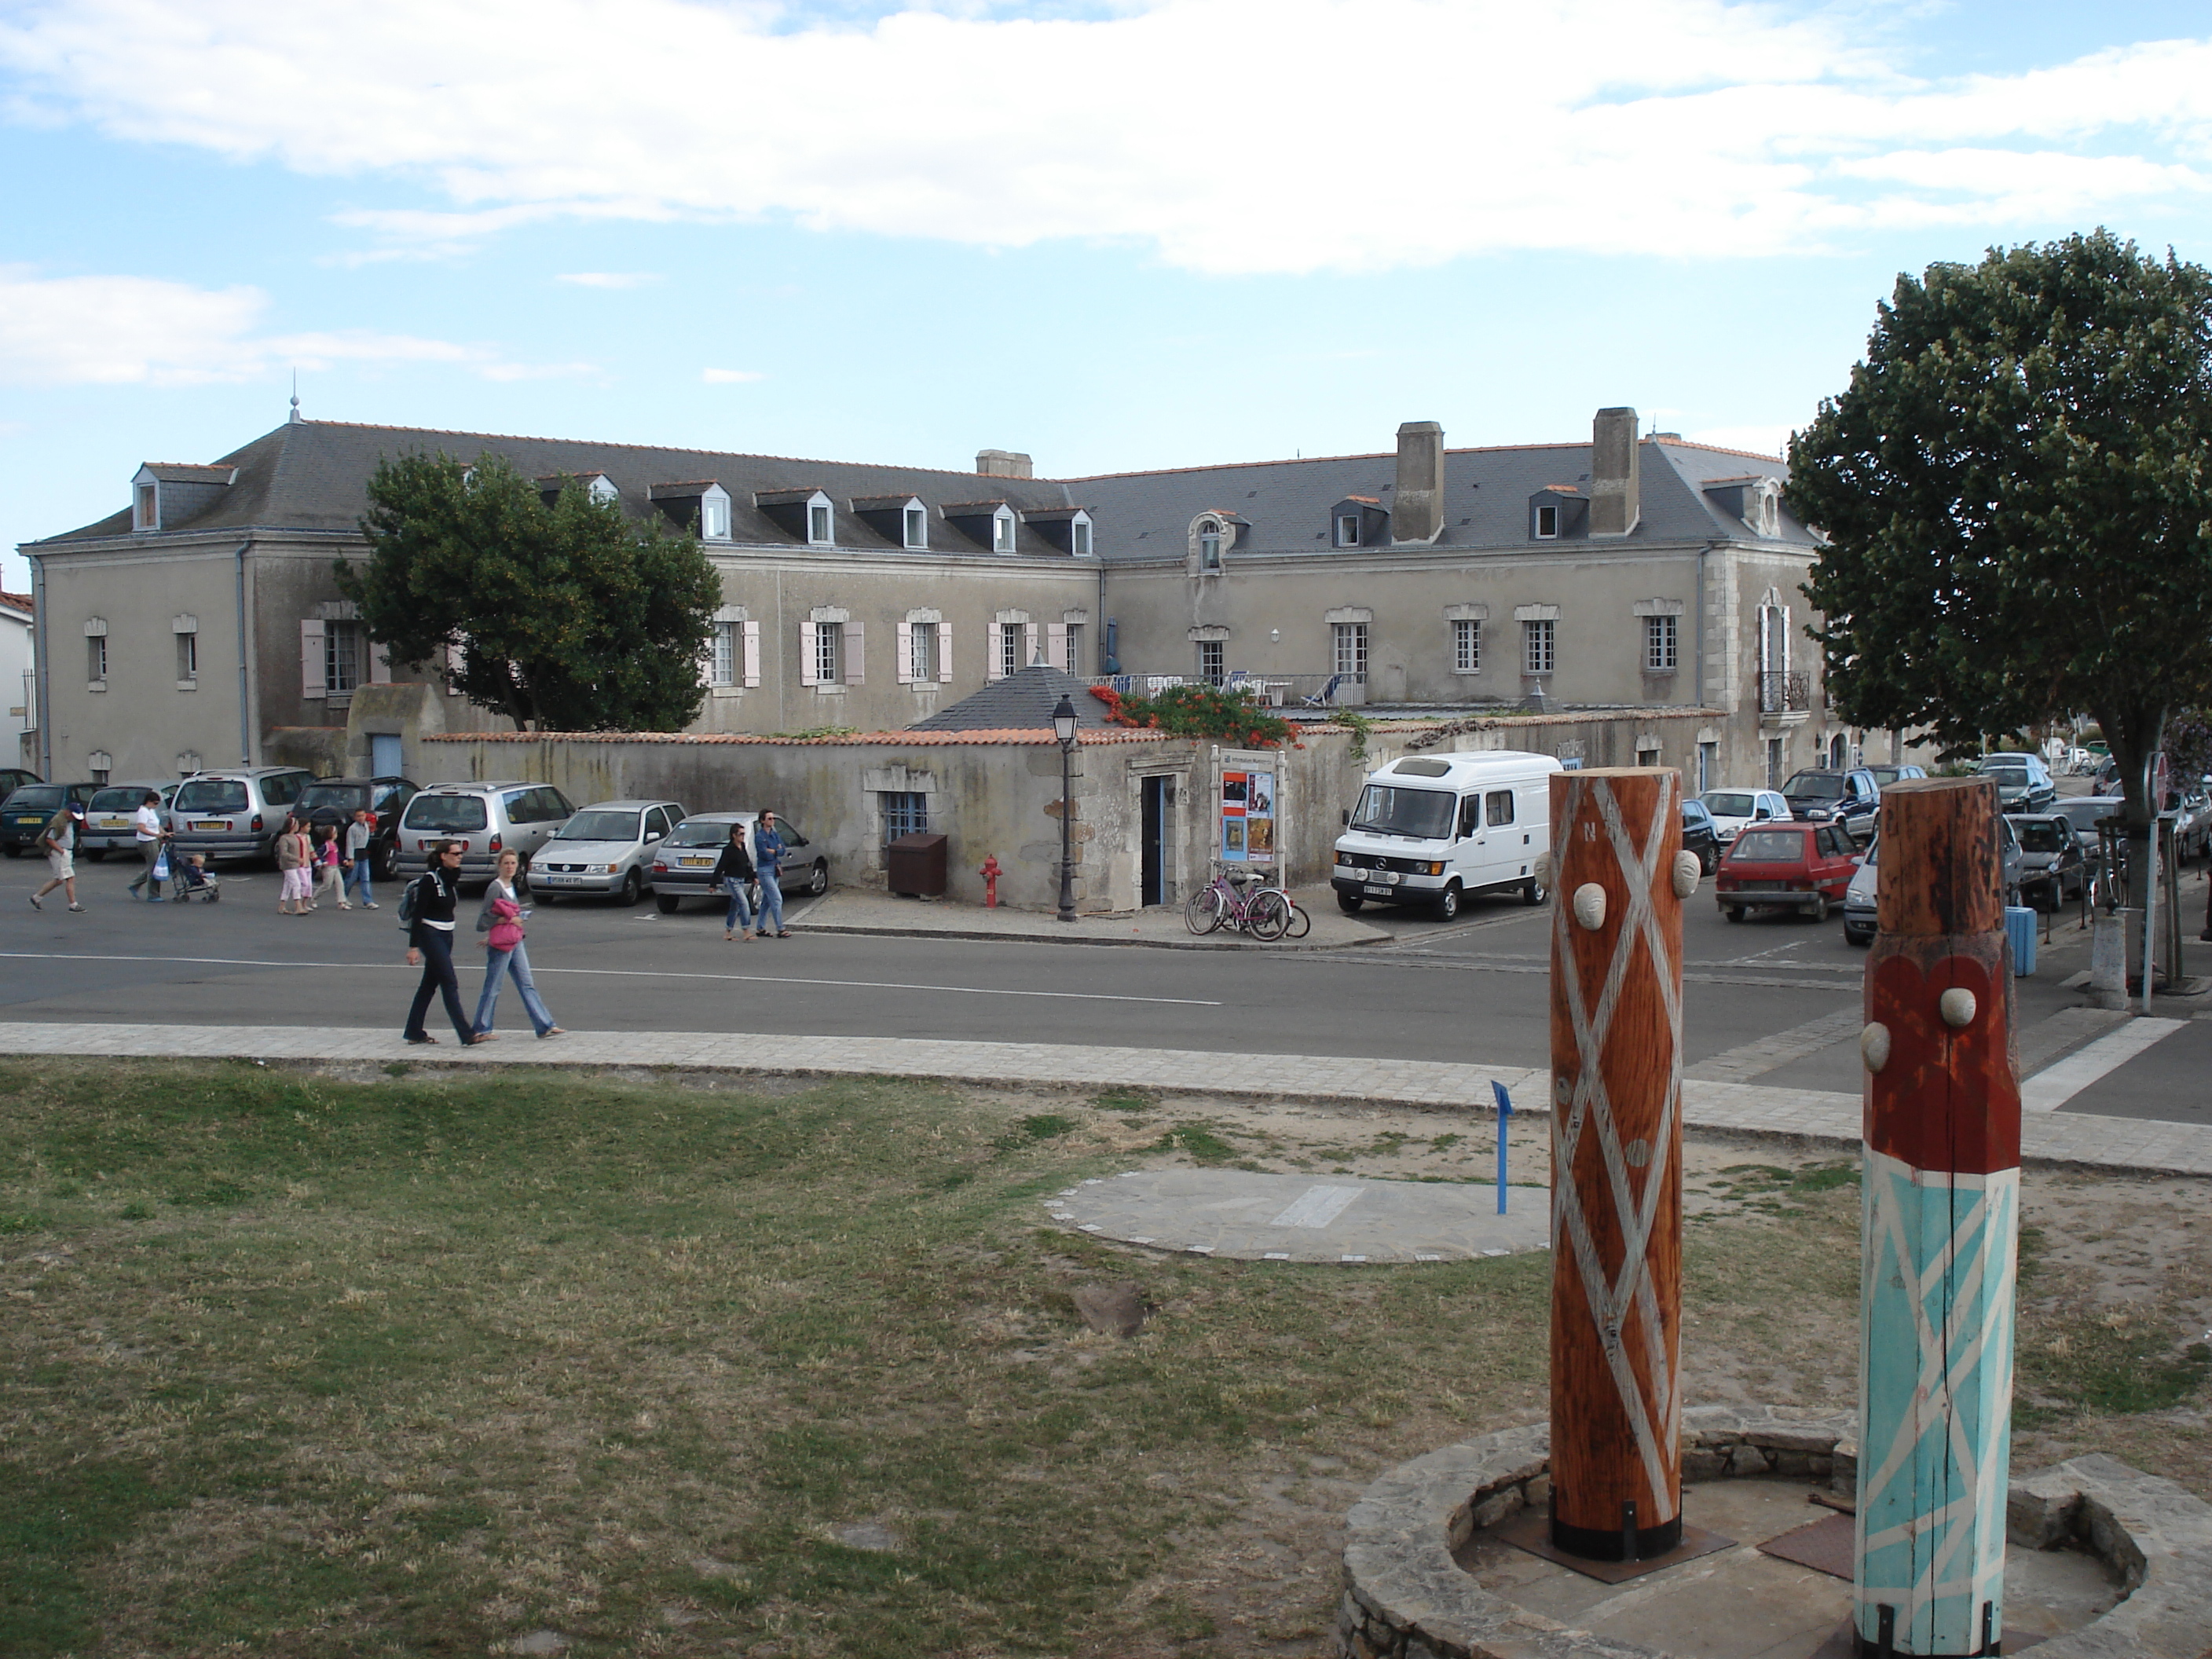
[1716,822,1859,922]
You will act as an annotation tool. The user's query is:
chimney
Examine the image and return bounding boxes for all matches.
[1589,407,1640,537]
[976,449,1033,479]
[1391,421,1445,544]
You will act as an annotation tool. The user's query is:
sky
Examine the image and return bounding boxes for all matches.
[6,0,2212,588]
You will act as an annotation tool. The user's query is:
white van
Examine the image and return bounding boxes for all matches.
[1332,750,1562,920]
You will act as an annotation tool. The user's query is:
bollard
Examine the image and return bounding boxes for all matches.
[1855,778,2020,1656]
[1547,767,1688,1562]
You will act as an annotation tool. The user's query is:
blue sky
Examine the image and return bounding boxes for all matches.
[5,0,2212,587]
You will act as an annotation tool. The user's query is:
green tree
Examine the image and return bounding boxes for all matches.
[1789,231,2212,871]
[337,452,721,731]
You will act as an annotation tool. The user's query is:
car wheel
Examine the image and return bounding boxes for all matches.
[656,892,679,914]
[1432,881,1461,922]
[1698,845,1716,876]
[1810,894,1829,923]
[84,848,107,862]
[1337,891,1364,914]
[1723,905,1745,923]
[537,891,557,906]
[618,868,643,906]
[807,858,828,896]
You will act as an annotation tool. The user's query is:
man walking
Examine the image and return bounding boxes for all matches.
[31,801,86,913]
[345,807,379,909]
[402,841,478,1044]
[126,791,169,901]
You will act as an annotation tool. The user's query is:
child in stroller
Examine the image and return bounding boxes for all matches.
[171,854,222,903]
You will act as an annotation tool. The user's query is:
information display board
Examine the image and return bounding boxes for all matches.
[1217,749,1280,866]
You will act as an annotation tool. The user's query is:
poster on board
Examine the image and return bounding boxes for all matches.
[1218,748,1280,866]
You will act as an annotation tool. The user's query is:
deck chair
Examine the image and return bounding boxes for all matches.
[1300,673,1345,708]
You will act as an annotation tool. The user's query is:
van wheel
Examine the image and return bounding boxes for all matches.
[1432,882,1462,922]
[656,893,679,914]
[618,868,643,906]
[1522,878,1547,906]
[1337,892,1364,914]
[85,848,107,862]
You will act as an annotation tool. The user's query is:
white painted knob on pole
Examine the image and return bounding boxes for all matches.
[1672,851,1702,899]
[1572,883,1607,931]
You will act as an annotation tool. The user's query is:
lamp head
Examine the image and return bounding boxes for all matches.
[1051,694,1079,746]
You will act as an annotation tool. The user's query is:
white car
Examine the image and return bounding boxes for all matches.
[1698,788,1792,847]
[529,799,687,906]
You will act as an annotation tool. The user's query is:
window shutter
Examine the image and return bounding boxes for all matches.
[896,621,913,685]
[300,619,325,698]
[937,622,954,683]
[800,621,819,687]
[743,621,760,687]
[844,621,864,685]
[1047,622,1068,670]
[1024,622,1042,667]
[986,622,1003,681]
[369,641,392,685]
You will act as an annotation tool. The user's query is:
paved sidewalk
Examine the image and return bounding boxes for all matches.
[797,885,1390,949]
[0,1021,2207,1177]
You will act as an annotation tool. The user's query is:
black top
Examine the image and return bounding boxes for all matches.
[408,866,461,945]
[712,839,756,882]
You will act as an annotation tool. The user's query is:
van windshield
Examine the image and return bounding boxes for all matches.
[402,794,489,833]
[174,780,248,812]
[1350,785,1455,840]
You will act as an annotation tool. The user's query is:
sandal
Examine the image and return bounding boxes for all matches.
[540,1027,566,1038]
[471,1032,500,1042]
[776,930,792,939]
[405,1035,438,1045]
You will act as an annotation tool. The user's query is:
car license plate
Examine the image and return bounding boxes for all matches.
[1364,884,1390,896]
[192,821,227,831]
[680,856,712,867]
[540,874,573,884]
[99,818,128,829]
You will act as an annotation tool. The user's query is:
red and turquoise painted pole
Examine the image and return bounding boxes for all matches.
[1855,777,2020,1657]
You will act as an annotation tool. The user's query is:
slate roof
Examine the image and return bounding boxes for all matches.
[907,664,1117,733]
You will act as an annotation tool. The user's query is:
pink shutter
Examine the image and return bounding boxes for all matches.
[986,623,1003,681]
[844,621,864,685]
[300,619,325,698]
[937,622,954,683]
[369,641,393,684]
[1047,622,1068,671]
[743,621,761,687]
[1024,622,1041,667]
[800,621,819,687]
[896,621,913,685]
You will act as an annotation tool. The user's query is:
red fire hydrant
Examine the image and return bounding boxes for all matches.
[980,855,1002,908]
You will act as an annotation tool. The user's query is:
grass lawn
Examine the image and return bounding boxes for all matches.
[1,1061,2204,1657]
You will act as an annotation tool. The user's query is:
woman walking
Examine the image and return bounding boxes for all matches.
[752,811,793,939]
[402,840,478,1045]
[276,816,313,915]
[716,821,757,941]
[471,848,563,1040]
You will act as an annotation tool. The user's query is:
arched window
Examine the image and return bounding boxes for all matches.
[1199,519,1222,569]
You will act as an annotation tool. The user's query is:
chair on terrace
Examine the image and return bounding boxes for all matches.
[1300,673,1346,709]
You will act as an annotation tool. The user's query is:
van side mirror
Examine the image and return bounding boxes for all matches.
[1341,809,1350,826]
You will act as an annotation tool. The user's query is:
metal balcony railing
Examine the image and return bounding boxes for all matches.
[1758,670,1810,714]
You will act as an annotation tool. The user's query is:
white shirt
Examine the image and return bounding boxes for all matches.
[134,805,163,843]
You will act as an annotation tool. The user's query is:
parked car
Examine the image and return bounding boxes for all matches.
[167,767,317,862]
[1680,799,1720,875]
[1973,752,2055,813]
[0,782,99,855]
[1865,764,1927,789]
[1844,819,2027,945]
[1715,822,1859,922]
[650,811,826,912]
[390,782,577,885]
[2009,813,2086,910]
[295,776,419,879]
[1697,788,1792,848]
[0,767,41,796]
[531,800,688,906]
[79,782,179,859]
[2173,785,2211,863]
[1779,768,1882,843]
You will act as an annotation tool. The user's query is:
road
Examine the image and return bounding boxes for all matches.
[1,844,2202,1127]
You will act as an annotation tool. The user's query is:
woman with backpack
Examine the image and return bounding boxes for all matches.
[714,821,757,942]
[470,848,562,1040]
[401,841,478,1045]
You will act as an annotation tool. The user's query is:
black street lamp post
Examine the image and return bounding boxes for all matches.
[1053,694,1079,922]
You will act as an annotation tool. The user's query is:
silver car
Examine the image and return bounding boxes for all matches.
[80,782,178,859]
[649,811,823,913]
[1844,820,2025,947]
[169,767,316,862]
[392,782,577,884]
[530,800,687,906]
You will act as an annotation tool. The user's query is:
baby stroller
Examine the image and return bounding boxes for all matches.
[169,854,222,903]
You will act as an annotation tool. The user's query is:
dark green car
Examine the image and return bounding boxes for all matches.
[0,782,99,855]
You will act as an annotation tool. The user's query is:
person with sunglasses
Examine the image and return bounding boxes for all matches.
[402,841,479,1045]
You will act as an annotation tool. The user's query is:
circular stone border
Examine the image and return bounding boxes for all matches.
[1338,1405,2212,1659]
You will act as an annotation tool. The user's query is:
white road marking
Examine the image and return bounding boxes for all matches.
[2021,1017,2188,1111]
[1269,1185,1363,1229]
[0,951,1219,1006]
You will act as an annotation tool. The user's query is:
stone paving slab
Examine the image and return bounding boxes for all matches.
[0,1022,2206,1178]
[1044,1167,1551,1262]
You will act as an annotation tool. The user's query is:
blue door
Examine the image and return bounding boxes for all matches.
[372,734,404,776]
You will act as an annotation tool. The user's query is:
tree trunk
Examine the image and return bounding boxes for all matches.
[2093,701,2166,921]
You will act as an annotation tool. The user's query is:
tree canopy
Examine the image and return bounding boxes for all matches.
[338,452,722,732]
[1789,230,2212,833]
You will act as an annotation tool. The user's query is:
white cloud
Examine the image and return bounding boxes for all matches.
[557,271,662,287]
[3,2,2210,273]
[701,367,766,383]
[0,266,578,386]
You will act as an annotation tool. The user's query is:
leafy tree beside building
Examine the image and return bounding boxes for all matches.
[1789,231,2212,875]
[338,453,721,731]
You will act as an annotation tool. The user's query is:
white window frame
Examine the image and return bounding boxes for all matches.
[701,493,731,541]
[1535,503,1560,539]
[808,494,834,546]
[709,620,738,687]
[1645,613,1679,671]
[88,634,108,683]
[1196,639,1225,684]
[1335,513,1360,548]
[1060,621,1084,673]
[998,622,1021,678]
[814,620,842,685]
[178,630,199,681]
[1071,514,1093,557]
[1199,520,1223,569]
[324,619,362,695]
[904,505,928,550]
[908,620,937,683]
[1331,621,1368,680]
[993,507,1017,553]
[1524,618,1556,675]
[135,482,158,531]
[1453,617,1481,673]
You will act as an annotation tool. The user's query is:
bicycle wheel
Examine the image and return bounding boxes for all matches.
[1283,896,1312,939]
[1247,889,1291,940]
[1184,885,1225,935]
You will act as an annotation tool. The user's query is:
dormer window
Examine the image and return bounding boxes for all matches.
[130,462,234,532]
[905,506,927,549]
[588,474,618,507]
[1072,515,1092,557]
[1536,504,1559,539]
[811,502,833,544]
[993,507,1017,552]
[1336,515,1359,548]
[701,495,730,540]
[136,483,158,531]
[1199,520,1223,569]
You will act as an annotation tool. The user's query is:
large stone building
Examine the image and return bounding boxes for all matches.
[20,403,1862,799]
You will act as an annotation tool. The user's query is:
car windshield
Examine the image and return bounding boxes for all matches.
[556,810,643,841]
[296,785,367,816]
[1702,792,1756,817]
[1782,772,1844,799]
[87,788,151,813]
[8,786,64,811]
[1350,785,1455,840]
[2058,800,2119,832]
[1868,768,1905,786]
[174,779,248,812]
[1730,828,1806,862]
[2014,819,2070,854]
[1979,764,2029,784]
[402,794,489,833]
[666,820,741,848]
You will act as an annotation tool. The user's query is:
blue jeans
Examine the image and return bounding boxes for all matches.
[756,871,784,934]
[348,855,374,906]
[474,938,556,1036]
[723,876,755,932]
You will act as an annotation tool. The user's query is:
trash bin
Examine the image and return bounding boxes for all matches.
[887,832,948,898]
[2005,904,2037,976]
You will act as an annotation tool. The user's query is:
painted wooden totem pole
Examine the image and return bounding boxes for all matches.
[1547,767,1693,1561]
[1855,777,2020,1657]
